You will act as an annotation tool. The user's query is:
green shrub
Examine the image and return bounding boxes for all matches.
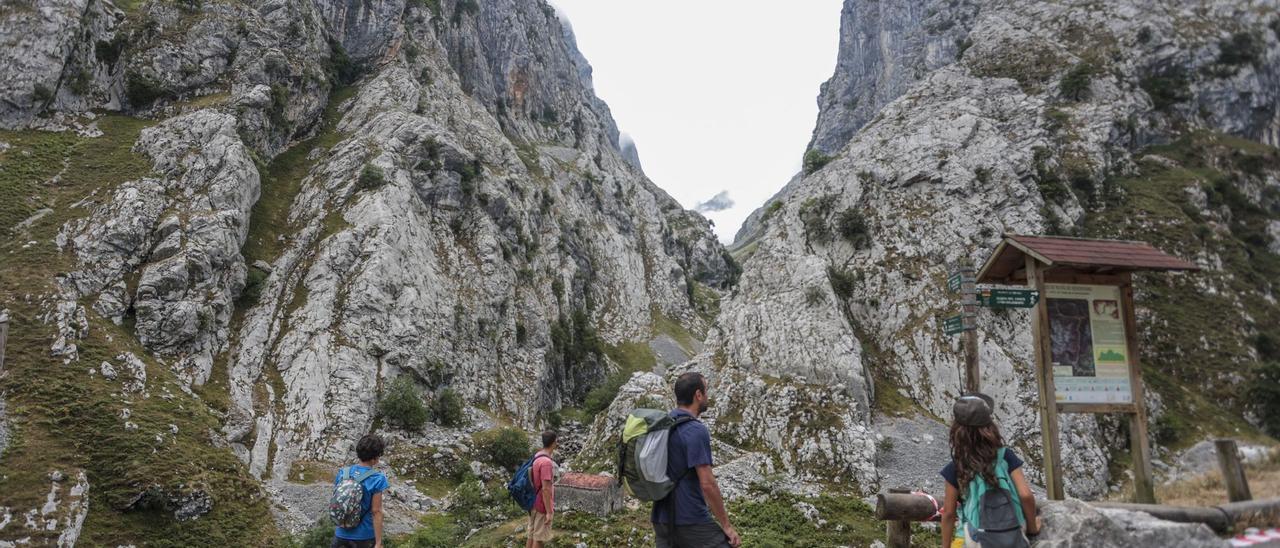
[804,285,825,307]
[379,377,429,432]
[431,388,465,427]
[31,83,52,103]
[239,269,268,306]
[451,0,479,25]
[583,374,626,416]
[326,40,362,85]
[799,194,838,245]
[1256,333,1279,362]
[285,522,335,548]
[1217,31,1262,67]
[417,0,442,14]
[357,164,387,191]
[1140,68,1189,111]
[762,200,783,221]
[634,395,668,410]
[125,72,167,107]
[1059,62,1095,101]
[95,36,126,65]
[475,427,530,470]
[836,208,871,249]
[827,266,859,301]
[1250,362,1280,437]
[397,514,458,547]
[802,149,833,175]
[269,84,290,126]
[515,322,528,345]
[68,68,92,95]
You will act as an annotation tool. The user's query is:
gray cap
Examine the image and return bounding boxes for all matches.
[953,393,995,427]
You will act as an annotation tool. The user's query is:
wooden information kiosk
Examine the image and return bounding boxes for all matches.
[976,235,1198,503]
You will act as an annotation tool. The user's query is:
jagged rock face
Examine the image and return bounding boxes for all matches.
[206,3,728,478]
[59,110,260,386]
[687,0,1280,499]
[808,0,978,156]
[3,0,727,500]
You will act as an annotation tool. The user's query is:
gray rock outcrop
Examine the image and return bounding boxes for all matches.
[677,0,1280,499]
[1035,498,1227,547]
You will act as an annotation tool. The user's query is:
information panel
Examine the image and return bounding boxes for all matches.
[1045,284,1133,404]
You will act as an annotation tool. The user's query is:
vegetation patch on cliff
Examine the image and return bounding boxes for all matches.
[0,116,277,545]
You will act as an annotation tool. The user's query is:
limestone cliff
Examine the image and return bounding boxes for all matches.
[0,0,729,543]
[681,0,1280,500]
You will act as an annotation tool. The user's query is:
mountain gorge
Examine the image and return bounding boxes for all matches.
[1,0,730,543]
[1,0,1279,546]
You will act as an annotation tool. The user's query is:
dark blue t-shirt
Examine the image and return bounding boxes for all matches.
[940,448,1023,489]
[652,409,715,526]
[333,464,389,540]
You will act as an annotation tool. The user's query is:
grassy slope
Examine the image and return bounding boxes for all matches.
[1084,131,1280,450]
[339,487,937,548]
[0,116,277,545]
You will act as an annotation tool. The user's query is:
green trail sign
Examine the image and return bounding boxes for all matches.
[948,272,963,292]
[977,288,1040,308]
[943,314,967,335]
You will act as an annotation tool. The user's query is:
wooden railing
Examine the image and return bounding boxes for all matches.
[874,439,1271,545]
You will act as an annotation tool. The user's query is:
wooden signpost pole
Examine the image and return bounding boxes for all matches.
[960,262,980,393]
[1026,256,1065,500]
[0,309,8,374]
[1121,275,1157,503]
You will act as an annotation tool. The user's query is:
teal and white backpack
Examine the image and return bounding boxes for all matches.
[960,448,1028,548]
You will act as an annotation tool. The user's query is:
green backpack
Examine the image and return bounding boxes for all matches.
[959,448,1028,548]
[616,408,694,501]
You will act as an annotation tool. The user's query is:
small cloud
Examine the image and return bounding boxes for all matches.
[695,190,735,213]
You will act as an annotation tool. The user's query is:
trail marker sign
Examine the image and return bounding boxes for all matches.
[942,314,967,335]
[947,272,964,292]
[977,288,1040,308]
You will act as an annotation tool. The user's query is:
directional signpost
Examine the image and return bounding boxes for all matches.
[945,266,1042,391]
[977,288,1040,309]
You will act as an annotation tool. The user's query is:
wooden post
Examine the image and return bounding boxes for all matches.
[1120,276,1156,504]
[959,262,980,393]
[1026,257,1065,500]
[1214,439,1252,502]
[0,309,8,374]
[886,520,911,548]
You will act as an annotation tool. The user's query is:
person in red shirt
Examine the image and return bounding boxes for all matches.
[526,430,558,548]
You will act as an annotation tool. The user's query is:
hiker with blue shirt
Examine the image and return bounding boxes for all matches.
[330,434,389,548]
[939,393,1040,548]
[652,372,741,548]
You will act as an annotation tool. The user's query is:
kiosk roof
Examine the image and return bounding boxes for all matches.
[977,234,1199,284]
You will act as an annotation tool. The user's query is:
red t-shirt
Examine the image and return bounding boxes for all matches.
[532,451,554,514]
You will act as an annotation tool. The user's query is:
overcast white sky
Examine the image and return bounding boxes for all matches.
[551,1,844,243]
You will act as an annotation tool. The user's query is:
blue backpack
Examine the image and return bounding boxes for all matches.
[507,453,552,512]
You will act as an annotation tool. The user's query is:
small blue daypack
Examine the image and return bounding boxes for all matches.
[507,453,552,512]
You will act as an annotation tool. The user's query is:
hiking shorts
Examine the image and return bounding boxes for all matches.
[654,522,731,548]
[528,510,554,542]
[330,538,374,548]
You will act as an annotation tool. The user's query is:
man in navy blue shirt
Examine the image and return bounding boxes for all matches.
[652,372,740,548]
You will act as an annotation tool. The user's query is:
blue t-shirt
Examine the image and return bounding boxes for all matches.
[651,409,715,526]
[940,448,1023,489]
[333,464,389,540]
